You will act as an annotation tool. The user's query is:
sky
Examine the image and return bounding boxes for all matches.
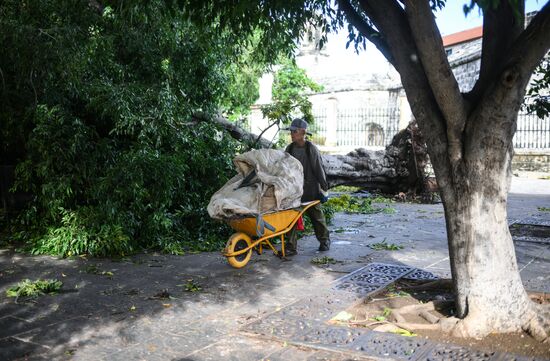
[309,0,546,78]
[435,0,545,35]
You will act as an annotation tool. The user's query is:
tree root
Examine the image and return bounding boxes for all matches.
[399,279,454,291]
[360,286,550,342]
[522,303,550,342]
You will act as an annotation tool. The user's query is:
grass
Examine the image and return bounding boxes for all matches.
[6,279,63,299]
[368,239,404,251]
[538,206,550,212]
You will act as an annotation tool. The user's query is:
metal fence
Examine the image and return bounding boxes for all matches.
[311,106,400,147]
[514,112,550,149]
[246,108,549,150]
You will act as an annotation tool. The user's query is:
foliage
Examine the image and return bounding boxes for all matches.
[0,1,286,256]
[386,284,411,298]
[368,239,404,251]
[261,58,323,128]
[325,194,395,214]
[183,279,202,292]
[6,279,63,299]
[524,53,550,118]
[331,185,363,193]
[310,256,338,265]
[84,264,114,278]
[538,207,550,212]
[392,328,417,337]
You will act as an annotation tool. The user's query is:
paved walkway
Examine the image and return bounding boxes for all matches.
[0,178,549,360]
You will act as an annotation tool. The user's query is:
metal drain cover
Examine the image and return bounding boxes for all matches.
[333,262,413,295]
[402,269,439,281]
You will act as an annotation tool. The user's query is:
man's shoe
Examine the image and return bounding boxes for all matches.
[318,241,330,252]
[285,249,298,256]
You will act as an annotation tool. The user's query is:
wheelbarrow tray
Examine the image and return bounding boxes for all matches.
[228,208,301,238]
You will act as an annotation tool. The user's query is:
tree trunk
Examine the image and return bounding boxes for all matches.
[323,121,430,195]
[439,130,549,340]
[443,172,533,337]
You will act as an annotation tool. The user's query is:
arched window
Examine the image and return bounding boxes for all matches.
[365,123,385,146]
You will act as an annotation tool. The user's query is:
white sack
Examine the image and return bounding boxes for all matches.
[207,149,303,220]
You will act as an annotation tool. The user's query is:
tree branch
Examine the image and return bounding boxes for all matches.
[192,112,272,148]
[335,0,395,66]
[405,0,467,165]
[355,0,454,194]
[467,0,525,104]
[504,1,550,86]
[464,2,550,170]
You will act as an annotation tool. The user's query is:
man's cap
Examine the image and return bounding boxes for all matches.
[285,118,308,131]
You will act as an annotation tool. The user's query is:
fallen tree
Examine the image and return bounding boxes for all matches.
[322,121,430,195]
[200,112,432,195]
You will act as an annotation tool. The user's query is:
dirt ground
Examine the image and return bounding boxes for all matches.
[335,280,550,359]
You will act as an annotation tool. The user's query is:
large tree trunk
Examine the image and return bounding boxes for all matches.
[323,121,429,194]
[202,112,431,195]
[443,164,533,337]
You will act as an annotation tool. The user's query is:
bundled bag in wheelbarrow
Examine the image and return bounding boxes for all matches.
[207,148,304,224]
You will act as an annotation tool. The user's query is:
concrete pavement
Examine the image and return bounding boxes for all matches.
[0,177,549,360]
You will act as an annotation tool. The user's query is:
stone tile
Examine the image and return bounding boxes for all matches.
[263,346,314,361]
[0,337,49,361]
[422,343,497,361]
[351,331,433,360]
[0,316,37,339]
[186,336,282,361]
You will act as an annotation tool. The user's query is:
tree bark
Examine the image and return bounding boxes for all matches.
[443,169,533,337]
[193,112,272,148]
[322,121,429,194]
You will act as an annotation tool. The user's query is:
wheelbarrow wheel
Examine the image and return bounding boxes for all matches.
[226,233,252,268]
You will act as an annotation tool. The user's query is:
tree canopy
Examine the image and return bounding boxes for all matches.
[0,0,290,256]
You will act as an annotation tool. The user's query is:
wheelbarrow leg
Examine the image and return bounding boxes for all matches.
[255,242,263,255]
[281,234,285,257]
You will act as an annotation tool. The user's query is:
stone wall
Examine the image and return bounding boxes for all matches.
[446,38,482,92]
[512,151,550,173]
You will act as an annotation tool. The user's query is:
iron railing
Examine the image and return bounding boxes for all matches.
[311,106,400,147]
[514,112,550,149]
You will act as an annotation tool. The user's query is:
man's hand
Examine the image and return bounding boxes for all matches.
[320,189,329,203]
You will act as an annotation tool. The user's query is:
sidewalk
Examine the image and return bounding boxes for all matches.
[0,178,549,361]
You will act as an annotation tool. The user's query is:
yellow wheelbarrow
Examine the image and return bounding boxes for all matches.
[223,200,320,268]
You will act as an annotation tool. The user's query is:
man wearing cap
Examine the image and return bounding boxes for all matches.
[284,118,330,256]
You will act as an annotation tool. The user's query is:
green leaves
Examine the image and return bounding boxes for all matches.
[324,194,396,215]
[261,58,323,126]
[1,1,258,257]
[6,279,63,299]
[524,54,550,119]
[369,239,404,251]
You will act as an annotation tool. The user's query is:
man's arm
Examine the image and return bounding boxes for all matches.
[310,143,328,191]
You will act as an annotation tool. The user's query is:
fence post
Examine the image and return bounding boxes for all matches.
[325,98,338,147]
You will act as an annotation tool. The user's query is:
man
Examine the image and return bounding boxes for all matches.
[284,118,330,256]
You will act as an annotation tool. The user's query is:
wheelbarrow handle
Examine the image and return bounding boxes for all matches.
[255,214,276,237]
